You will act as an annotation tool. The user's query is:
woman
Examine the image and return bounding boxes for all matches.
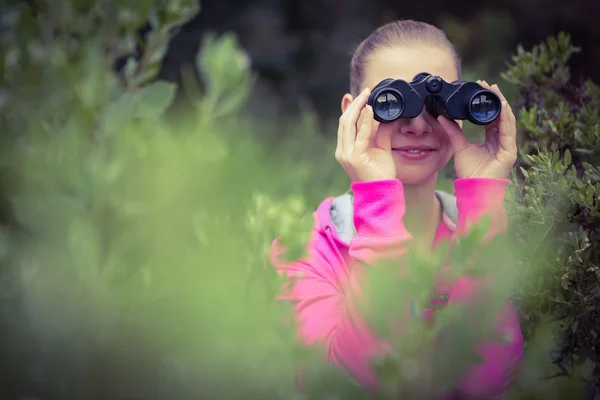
[271,19,523,399]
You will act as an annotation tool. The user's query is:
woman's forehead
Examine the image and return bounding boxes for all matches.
[363,46,459,87]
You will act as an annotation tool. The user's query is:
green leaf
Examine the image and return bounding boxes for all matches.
[148,43,168,65]
[104,92,136,133]
[132,64,161,87]
[586,188,594,205]
[563,149,572,166]
[134,81,177,118]
[196,32,252,106]
[573,190,587,206]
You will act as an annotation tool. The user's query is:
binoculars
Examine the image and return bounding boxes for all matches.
[367,73,501,125]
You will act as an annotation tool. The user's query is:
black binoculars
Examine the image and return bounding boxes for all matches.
[367,73,501,125]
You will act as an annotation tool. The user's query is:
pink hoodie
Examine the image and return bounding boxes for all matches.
[271,178,524,399]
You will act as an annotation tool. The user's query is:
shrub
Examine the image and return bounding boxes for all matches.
[0,1,311,398]
[502,32,600,399]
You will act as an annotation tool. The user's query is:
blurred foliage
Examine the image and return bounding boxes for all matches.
[0,1,345,399]
[502,32,600,399]
[0,1,599,400]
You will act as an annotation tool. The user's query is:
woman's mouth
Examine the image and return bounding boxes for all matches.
[392,146,437,161]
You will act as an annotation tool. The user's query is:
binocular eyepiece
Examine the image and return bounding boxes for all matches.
[367,72,501,125]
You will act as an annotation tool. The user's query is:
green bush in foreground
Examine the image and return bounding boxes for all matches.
[0,2,598,399]
[0,2,339,399]
[502,33,600,399]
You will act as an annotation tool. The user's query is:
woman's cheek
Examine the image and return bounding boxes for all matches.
[443,148,453,164]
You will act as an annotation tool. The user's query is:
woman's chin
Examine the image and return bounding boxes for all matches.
[395,166,439,185]
[393,154,451,185]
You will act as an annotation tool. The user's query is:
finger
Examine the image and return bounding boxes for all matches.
[354,105,375,154]
[504,95,518,134]
[481,83,504,134]
[482,82,509,123]
[346,88,371,128]
[484,126,499,154]
[487,82,517,152]
[340,88,370,155]
[336,112,345,161]
[375,120,392,151]
[508,102,517,134]
[438,115,468,155]
[489,84,506,102]
[495,100,516,154]
[484,124,499,144]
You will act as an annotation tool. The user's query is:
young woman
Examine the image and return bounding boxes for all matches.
[271,19,523,399]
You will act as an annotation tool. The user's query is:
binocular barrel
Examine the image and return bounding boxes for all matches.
[367,73,501,125]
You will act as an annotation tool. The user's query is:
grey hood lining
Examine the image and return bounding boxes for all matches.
[329,190,458,245]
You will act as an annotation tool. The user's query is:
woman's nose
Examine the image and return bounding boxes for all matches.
[398,112,432,137]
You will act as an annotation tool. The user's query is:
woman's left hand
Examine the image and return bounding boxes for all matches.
[438,81,517,180]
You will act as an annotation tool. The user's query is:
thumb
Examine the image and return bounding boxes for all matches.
[437,116,468,155]
[375,126,392,151]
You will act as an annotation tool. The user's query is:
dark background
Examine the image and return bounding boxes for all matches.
[157,0,600,126]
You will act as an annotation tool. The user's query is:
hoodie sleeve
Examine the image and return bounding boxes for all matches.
[348,179,413,264]
[270,179,414,389]
[454,178,510,238]
[449,178,524,399]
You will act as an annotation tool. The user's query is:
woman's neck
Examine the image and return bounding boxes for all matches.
[402,175,442,249]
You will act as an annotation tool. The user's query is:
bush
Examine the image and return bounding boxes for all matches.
[0,1,320,398]
[502,32,600,399]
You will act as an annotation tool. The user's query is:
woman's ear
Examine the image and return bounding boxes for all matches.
[341,93,354,114]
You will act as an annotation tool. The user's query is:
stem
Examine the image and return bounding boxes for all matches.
[531,220,556,258]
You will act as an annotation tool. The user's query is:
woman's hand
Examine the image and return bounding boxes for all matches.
[438,82,517,180]
[335,88,396,182]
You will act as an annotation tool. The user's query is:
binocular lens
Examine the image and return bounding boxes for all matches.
[469,92,501,124]
[374,91,403,121]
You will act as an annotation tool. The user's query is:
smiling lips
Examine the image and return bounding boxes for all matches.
[391,145,437,161]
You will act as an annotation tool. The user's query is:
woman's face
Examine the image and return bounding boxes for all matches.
[344,45,460,185]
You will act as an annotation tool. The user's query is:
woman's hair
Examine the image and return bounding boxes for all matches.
[349,20,462,96]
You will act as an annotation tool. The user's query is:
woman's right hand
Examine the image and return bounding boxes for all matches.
[335,87,397,183]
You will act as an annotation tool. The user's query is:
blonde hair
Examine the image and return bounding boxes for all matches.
[349,20,462,96]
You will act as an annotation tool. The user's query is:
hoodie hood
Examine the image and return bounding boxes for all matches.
[317,190,458,245]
